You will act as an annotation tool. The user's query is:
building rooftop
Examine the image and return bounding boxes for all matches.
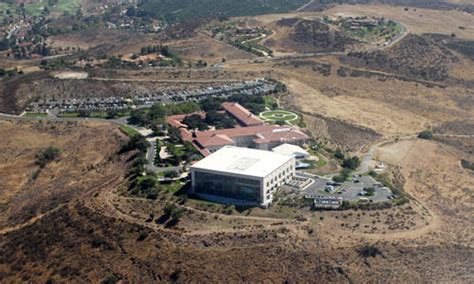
[191,146,294,178]
[222,102,265,127]
[272,143,309,157]
[253,128,309,144]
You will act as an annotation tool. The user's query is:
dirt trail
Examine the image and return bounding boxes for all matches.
[0,205,66,234]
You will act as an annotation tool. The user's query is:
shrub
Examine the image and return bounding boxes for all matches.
[164,170,180,179]
[418,129,433,140]
[461,159,474,171]
[333,168,351,182]
[342,156,360,170]
[334,149,345,160]
[136,231,148,241]
[35,146,60,168]
[120,135,149,153]
[358,244,382,258]
[368,170,378,177]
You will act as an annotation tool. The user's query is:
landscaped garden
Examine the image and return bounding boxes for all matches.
[259,109,299,125]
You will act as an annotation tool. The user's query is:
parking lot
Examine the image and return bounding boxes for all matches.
[296,172,393,202]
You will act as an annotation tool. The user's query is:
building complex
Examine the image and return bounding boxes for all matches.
[167,102,309,156]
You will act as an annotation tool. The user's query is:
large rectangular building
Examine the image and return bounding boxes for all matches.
[190,146,296,207]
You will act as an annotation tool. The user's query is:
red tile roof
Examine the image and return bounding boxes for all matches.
[222,102,265,127]
[195,133,235,148]
[166,103,309,156]
[194,125,277,139]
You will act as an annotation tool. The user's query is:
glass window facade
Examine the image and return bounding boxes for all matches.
[194,171,261,203]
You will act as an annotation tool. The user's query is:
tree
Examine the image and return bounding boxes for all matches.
[164,170,179,179]
[106,110,119,119]
[183,114,207,130]
[332,168,351,182]
[418,130,433,140]
[334,149,345,160]
[35,146,60,168]
[78,110,89,117]
[358,244,382,258]
[342,156,360,170]
[138,176,156,192]
[200,98,222,112]
[121,135,150,153]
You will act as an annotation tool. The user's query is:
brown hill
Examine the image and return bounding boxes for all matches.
[341,34,456,82]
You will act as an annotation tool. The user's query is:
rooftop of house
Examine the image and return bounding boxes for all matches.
[190,146,294,178]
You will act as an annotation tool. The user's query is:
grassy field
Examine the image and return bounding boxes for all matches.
[119,125,140,137]
[26,0,81,16]
[22,112,48,118]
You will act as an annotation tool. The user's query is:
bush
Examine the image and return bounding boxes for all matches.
[342,156,360,170]
[35,146,60,168]
[120,135,149,153]
[461,159,474,171]
[164,170,180,179]
[334,150,345,160]
[368,170,378,177]
[333,168,351,182]
[358,244,382,258]
[418,129,433,140]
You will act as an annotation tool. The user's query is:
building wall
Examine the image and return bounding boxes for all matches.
[233,135,256,148]
[262,157,295,204]
[191,170,263,204]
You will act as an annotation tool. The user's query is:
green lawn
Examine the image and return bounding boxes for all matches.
[7,0,82,17]
[260,109,299,125]
[119,125,140,137]
[263,95,277,108]
[22,112,48,117]
[160,181,184,194]
[57,112,81,118]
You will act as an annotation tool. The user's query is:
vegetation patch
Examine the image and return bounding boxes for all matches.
[35,146,61,168]
[260,110,298,125]
[418,129,433,140]
[119,125,140,138]
[134,0,307,24]
[461,159,474,171]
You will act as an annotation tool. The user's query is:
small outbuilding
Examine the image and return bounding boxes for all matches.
[272,143,309,160]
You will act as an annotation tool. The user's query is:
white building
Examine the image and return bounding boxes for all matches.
[190,146,296,207]
[272,143,310,160]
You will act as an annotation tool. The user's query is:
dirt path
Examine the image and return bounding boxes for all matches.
[296,0,315,12]
[0,204,66,235]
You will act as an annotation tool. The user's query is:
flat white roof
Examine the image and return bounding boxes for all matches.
[191,146,294,178]
[272,143,309,157]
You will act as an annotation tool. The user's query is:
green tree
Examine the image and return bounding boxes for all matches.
[342,156,360,170]
[418,129,433,140]
[35,146,60,168]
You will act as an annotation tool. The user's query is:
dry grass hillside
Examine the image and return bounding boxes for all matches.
[0,119,472,282]
[0,119,127,230]
[265,18,359,54]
